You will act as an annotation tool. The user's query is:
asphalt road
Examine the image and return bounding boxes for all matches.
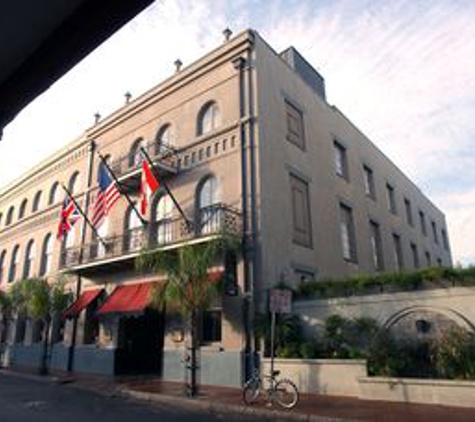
[0,374,261,422]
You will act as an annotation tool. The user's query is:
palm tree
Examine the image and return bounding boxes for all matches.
[136,233,239,397]
[7,278,71,375]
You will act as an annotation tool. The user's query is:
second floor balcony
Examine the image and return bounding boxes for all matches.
[60,204,241,273]
[110,139,178,186]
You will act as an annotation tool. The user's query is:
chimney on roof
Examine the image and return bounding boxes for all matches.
[124,92,132,104]
[174,59,183,73]
[94,113,101,124]
[280,47,326,101]
[223,28,232,42]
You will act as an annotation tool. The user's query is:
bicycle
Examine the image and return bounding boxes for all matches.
[242,368,299,409]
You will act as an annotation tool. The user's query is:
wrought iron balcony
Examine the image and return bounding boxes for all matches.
[60,204,241,271]
[109,140,178,183]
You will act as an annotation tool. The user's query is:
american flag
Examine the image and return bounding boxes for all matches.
[91,161,121,228]
[57,196,81,240]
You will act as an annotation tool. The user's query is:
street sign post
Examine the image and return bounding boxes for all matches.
[269,289,292,386]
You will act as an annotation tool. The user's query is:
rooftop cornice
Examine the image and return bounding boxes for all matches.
[85,29,256,139]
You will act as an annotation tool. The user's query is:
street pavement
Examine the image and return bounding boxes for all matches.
[0,374,265,422]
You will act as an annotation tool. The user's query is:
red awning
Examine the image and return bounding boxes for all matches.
[63,289,103,319]
[97,283,154,315]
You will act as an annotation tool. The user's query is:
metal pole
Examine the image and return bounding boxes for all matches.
[96,151,146,226]
[139,146,192,230]
[270,310,276,390]
[60,183,107,248]
[68,140,96,372]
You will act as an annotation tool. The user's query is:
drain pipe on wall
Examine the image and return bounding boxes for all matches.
[234,30,258,381]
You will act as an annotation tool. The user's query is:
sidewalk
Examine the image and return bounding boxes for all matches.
[2,369,475,421]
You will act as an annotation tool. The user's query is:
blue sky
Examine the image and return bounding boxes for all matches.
[1,0,474,265]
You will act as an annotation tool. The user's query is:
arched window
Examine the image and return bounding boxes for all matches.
[23,240,36,279]
[155,124,173,155]
[32,191,43,212]
[197,101,220,136]
[40,234,53,276]
[197,176,220,234]
[49,182,60,205]
[68,172,80,195]
[19,199,28,219]
[6,206,15,226]
[128,138,145,168]
[8,245,20,283]
[0,250,6,284]
[153,195,174,245]
[64,226,76,249]
[93,218,108,258]
[125,206,142,252]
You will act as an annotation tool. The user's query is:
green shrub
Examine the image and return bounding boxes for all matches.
[299,340,322,359]
[277,342,301,358]
[431,326,475,380]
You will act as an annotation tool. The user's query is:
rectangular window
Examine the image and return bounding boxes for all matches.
[437,257,443,267]
[442,229,449,250]
[290,174,313,248]
[285,101,305,149]
[369,221,384,271]
[334,141,349,180]
[431,221,439,244]
[404,198,413,226]
[393,234,404,270]
[386,184,397,214]
[363,165,375,198]
[295,268,315,284]
[340,204,357,262]
[419,210,427,236]
[425,251,432,267]
[201,310,222,343]
[410,242,420,269]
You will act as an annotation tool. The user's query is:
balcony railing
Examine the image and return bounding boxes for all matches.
[110,140,178,180]
[60,204,241,270]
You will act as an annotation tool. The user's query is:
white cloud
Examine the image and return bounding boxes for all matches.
[1,0,474,265]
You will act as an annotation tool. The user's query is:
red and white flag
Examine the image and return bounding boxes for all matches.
[140,160,160,217]
[57,196,81,240]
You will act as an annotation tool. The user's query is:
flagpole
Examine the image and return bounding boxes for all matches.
[60,183,107,248]
[139,146,192,231]
[96,152,147,226]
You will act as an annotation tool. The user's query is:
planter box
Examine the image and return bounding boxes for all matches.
[358,376,475,408]
[262,358,367,397]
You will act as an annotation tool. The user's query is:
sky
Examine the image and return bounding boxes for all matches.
[0,0,474,265]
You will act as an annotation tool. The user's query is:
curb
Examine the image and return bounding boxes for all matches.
[1,369,353,422]
[119,387,353,422]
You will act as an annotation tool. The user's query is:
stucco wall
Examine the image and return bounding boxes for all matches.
[294,286,475,338]
[262,358,366,397]
[359,377,475,408]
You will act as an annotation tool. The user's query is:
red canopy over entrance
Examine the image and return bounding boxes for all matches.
[63,289,103,319]
[97,283,154,315]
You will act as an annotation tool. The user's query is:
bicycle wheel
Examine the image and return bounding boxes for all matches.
[274,379,299,409]
[243,378,261,405]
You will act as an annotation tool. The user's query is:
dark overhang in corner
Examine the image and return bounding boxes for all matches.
[0,0,153,139]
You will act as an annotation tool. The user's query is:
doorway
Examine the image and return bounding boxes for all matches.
[115,309,164,375]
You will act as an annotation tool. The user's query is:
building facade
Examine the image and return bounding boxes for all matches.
[0,30,452,385]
